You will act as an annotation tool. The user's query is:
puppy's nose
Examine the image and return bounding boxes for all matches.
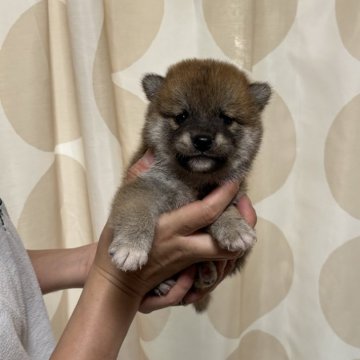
[192,135,213,152]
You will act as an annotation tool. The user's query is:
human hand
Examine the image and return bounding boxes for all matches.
[93,151,256,313]
[139,193,257,312]
[93,183,247,308]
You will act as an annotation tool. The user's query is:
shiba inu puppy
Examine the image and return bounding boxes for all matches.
[109,59,271,310]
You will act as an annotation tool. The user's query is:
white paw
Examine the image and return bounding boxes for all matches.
[153,279,176,296]
[218,222,257,252]
[232,226,257,251]
[110,246,149,271]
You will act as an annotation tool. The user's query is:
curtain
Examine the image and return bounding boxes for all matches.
[0,0,359,359]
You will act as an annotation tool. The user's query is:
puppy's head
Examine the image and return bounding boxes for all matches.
[142,59,271,182]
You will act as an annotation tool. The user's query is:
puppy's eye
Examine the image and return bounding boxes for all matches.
[220,112,234,126]
[175,111,189,125]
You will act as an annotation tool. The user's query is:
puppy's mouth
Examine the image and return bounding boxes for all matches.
[176,154,226,173]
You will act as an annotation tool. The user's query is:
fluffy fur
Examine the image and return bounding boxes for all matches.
[109,59,271,311]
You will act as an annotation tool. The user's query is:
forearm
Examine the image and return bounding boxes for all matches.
[50,265,140,359]
[28,243,96,293]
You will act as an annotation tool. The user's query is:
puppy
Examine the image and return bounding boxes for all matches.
[109,59,271,311]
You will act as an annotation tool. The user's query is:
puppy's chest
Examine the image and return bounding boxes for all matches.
[142,170,192,207]
[144,167,217,209]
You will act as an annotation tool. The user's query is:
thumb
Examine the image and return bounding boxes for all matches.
[157,180,240,237]
[125,150,154,182]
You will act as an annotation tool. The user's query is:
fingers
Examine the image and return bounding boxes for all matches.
[125,150,154,182]
[139,266,196,313]
[182,232,242,261]
[235,194,257,227]
[182,260,232,305]
[182,194,257,260]
[157,181,240,237]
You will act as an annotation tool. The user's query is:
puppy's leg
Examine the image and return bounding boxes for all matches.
[194,262,218,289]
[109,178,162,271]
[208,205,256,253]
[193,294,212,313]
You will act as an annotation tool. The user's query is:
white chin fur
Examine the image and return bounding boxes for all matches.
[188,157,216,173]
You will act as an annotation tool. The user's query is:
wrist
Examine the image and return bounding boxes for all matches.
[93,224,153,300]
[52,264,141,359]
[78,243,97,287]
[91,262,144,305]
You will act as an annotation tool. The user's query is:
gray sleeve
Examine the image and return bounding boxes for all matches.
[0,300,31,360]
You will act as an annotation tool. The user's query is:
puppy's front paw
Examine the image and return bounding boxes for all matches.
[194,261,217,289]
[211,218,256,252]
[109,243,149,271]
[109,222,154,271]
[153,279,176,296]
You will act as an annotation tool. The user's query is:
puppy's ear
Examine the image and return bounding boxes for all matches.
[249,82,272,111]
[142,74,164,101]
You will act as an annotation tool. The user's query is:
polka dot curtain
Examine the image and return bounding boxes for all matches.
[0,1,359,359]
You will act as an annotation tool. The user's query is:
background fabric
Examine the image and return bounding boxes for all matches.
[0,0,359,359]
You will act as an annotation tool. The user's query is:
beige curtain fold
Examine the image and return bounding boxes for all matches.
[0,1,359,359]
